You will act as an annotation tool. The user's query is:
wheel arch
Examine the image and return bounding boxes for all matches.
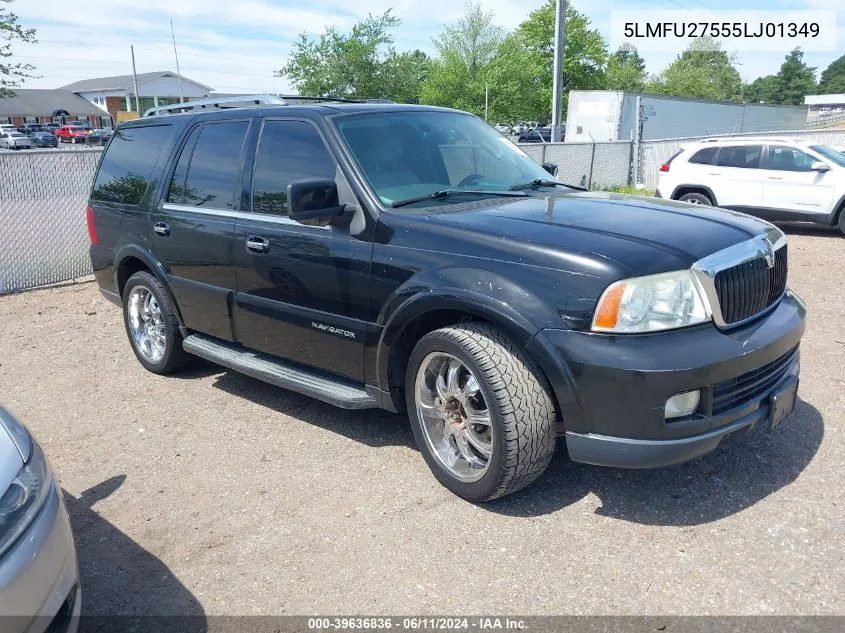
[671,185,718,206]
[114,245,186,327]
[376,289,569,420]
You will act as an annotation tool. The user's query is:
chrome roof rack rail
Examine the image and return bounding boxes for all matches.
[142,94,288,118]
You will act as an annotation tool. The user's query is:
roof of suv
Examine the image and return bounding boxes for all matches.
[120,102,457,129]
[688,137,810,147]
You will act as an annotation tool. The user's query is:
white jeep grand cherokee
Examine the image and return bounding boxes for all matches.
[656,137,845,235]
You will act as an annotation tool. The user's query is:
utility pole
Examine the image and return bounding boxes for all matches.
[130,45,141,114]
[484,83,489,121]
[171,20,185,104]
[550,0,566,142]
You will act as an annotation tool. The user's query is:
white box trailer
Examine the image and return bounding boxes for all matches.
[565,91,808,143]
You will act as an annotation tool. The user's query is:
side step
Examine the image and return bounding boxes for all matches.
[182,334,379,410]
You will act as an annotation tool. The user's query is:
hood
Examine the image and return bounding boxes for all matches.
[419,191,771,277]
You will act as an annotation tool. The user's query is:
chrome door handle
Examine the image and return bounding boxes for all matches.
[767,176,783,180]
[707,172,722,176]
[245,236,270,254]
[153,222,170,237]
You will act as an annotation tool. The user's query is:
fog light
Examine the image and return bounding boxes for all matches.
[665,390,700,419]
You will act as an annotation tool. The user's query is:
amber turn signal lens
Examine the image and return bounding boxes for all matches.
[593,283,625,330]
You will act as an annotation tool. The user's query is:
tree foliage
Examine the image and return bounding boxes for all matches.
[276,11,430,102]
[818,53,845,94]
[419,3,503,115]
[605,44,646,92]
[743,75,777,103]
[651,38,742,101]
[0,0,37,98]
[769,48,816,105]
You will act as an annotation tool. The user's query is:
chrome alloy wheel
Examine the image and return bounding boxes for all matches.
[127,286,166,363]
[415,352,494,482]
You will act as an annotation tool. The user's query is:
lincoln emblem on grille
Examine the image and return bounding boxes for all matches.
[760,236,775,269]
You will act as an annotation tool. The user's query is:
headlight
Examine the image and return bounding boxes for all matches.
[0,439,51,558]
[592,270,711,333]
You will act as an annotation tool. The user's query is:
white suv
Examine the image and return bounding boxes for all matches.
[656,137,845,235]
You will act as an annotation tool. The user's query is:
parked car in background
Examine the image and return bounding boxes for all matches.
[42,123,61,133]
[512,122,528,135]
[55,126,91,144]
[89,128,111,145]
[656,137,845,235]
[0,131,32,150]
[494,123,511,135]
[17,123,42,135]
[0,406,80,633]
[69,121,92,131]
[89,101,805,502]
[28,131,59,148]
[517,126,563,143]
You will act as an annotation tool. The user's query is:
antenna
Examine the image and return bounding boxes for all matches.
[171,20,185,104]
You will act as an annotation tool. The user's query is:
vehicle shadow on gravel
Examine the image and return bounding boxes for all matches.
[62,476,207,632]
[211,371,416,449]
[487,397,824,524]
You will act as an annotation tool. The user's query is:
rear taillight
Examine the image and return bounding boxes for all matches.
[659,163,670,172]
[86,206,99,244]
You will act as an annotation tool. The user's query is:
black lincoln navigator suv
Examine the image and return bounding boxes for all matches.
[87,97,805,501]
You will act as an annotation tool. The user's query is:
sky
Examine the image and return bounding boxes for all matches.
[12,0,845,95]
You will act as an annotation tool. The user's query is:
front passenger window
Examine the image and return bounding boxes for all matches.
[767,146,815,172]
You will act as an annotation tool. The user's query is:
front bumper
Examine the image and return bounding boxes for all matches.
[529,290,806,468]
[0,481,80,633]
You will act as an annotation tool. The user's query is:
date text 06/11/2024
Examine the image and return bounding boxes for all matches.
[307,618,527,630]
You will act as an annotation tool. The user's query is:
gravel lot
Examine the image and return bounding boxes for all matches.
[0,227,842,618]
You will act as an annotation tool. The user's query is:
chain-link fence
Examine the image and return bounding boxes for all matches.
[520,141,634,189]
[0,149,102,293]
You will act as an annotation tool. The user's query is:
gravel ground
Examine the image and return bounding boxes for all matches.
[0,227,842,617]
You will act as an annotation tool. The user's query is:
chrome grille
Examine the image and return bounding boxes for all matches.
[713,245,787,325]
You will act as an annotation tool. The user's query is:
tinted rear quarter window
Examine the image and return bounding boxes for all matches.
[91,125,172,205]
[688,147,718,164]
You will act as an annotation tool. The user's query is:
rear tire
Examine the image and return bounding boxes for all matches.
[122,272,190,374]
[405,322,556,502]
[839,211,845,238]
[678,192,712,206]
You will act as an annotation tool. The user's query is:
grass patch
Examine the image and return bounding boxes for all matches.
[590,184,656,196]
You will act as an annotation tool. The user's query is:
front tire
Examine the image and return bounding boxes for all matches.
[122,272,190,374]
[838,210,845,237]
[678,191,712,206]
[405,322,557,502]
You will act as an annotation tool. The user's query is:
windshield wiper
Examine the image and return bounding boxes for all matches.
[509,179,587,191]
[391,189,527,209]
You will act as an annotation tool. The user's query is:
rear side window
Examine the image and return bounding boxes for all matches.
[251,120,336,216]
[715,145,762,169]
[179,121,248,209]
[91,125,172,205]
[166,126,201,204]
[688,147,718,164]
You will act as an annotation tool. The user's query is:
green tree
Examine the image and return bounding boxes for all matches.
[653,38,742,101]
[479,0,606,124]
[818,54,845,94]
[743,75,777,103]
[1,0,37,98]
[276,11,426,102]
[605,44,646,92]
[419,3,504,116]
[770,48,817,105]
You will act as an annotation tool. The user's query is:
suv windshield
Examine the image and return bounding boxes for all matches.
[810,145,845,167]
[334,110,557,207]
